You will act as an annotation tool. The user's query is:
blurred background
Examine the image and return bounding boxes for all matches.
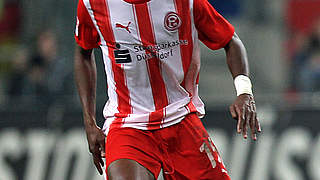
[0,0,320,180]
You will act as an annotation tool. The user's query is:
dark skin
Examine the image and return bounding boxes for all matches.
[74,33,261,179]
[74,47,106,175]
[225,33,262,140]
[74,46,153,179]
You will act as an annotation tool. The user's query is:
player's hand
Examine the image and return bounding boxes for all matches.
[85,124,106,175]
[229,94,261,140]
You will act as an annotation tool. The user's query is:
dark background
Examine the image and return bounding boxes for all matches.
[1,0,320,180]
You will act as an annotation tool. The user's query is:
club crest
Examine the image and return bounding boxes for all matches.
[164,12,181,31]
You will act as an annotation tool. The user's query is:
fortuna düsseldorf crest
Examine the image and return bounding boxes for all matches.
[164,12,181,31]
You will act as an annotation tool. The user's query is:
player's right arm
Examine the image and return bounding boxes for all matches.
[74,0,105,175]
[74,46,105,175]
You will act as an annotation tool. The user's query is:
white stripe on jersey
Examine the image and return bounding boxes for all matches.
[82,0,205,133]
[108,1,156,116]
[101,46,119,118]
[82,0,107,45]
[121,96,190,129]
[149,0,187,106]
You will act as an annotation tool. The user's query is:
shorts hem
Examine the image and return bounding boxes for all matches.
[106,156,162,180]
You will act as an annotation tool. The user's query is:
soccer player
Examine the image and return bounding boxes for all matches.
[74,0,261,179]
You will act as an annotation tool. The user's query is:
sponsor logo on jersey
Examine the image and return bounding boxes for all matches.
[113,39,188,63]
[164,12,181,31]
[114,43,132,63]
[114,49,132,63]
[135,40,188,61]
[133,40,188,53]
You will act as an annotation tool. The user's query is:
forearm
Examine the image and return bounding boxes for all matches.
[74,46,97,127]
[224,33,249,79]
[225,33,261,140]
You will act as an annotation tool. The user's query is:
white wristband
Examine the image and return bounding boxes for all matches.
[234,75,253,96]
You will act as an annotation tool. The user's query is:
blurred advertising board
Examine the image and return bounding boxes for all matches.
[0,105,319,180]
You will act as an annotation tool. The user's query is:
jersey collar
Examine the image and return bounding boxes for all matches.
[123,0,151,4]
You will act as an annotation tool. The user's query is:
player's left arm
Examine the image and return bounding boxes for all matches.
[224,33,262,140]
[193,0,261,140]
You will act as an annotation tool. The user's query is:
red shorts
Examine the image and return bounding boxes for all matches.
[105,113,231,180]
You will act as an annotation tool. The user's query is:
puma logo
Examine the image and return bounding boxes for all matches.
[116,22,131,33]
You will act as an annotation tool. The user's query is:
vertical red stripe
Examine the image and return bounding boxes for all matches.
[90,0,131,128]
[134,4,168,129]
[187,101,197,112]
[174,0,193,87]
[174,0,199,112]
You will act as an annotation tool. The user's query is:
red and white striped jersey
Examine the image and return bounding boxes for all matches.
[75,0,234,134]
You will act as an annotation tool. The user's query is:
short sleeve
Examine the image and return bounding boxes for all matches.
[193,0,235,50]
[75,0,100,50]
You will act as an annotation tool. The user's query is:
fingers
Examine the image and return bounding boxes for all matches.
[230,105,243,134]
[256,118,262,133]
[91,139,105,175]
[231,95,262,141]
[92,145,104,175]
[86,127,106,175]
[229,105,237,120]
[250,102,257,141]
[242,106,249,139]
[249,101,262,140]
[254,103,262,133]
[235,106,244,134]
[93,154,103,175]
[250,112,257,140]
[100,146,106,158]
[232,100,259,140]
[251,101,262,136]
[98,135,106,158]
